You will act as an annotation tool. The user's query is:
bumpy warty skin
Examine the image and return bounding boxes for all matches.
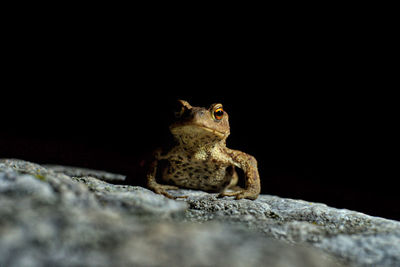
[146,100,261,200]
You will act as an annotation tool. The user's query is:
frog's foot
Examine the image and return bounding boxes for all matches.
[218,188,258,200]
[227,185,243,191]
[152,184,188,199]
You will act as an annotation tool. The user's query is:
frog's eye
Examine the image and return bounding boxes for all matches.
[213,106,224,121]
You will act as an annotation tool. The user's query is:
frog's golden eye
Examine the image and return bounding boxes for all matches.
[213,107,224,121]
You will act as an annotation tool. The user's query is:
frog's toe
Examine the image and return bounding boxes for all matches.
[153,185,181,199]
[218,190,243,198]
[163,185,180,190]
[234,191,258,200]
[218,189,257,200]
[235,193,246,200]
[174,195,188,199]
[156,190,176,199]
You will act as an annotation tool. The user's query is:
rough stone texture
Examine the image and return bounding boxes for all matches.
[172,190,400,266]
[44,164,126,182]
[72,176,187,218]
[1,159,399,266]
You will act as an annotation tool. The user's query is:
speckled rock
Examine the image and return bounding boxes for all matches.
[0,159,343,267]
[0,159,186,218]
[73,176,187,218]
[44,164,126,182]
[1,159,399,266]
[171,189,400,266]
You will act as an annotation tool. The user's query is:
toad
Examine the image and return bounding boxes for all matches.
[147,100,261,200]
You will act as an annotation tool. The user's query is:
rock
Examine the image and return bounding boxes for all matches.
[1,159,399,266]
[43,164,126,182]
[73,176,187,218]
[0,159,186,219]
[173,190,400,266]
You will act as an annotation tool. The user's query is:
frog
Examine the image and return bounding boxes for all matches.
[146,100,261,200]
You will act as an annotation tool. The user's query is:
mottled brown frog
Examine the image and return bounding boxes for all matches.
[147,100,261,200]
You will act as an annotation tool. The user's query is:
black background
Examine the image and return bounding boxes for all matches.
[1,12,398,220]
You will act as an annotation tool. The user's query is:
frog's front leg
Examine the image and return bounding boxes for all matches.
[146,149,187,199]
[219,149,261,200]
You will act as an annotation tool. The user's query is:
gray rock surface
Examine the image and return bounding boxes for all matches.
[174,190,400,266]
[1,159,399,266]
[44,164,126,182]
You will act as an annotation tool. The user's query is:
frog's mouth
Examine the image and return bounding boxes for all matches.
[170,123,227,139]
[195,125,226,138]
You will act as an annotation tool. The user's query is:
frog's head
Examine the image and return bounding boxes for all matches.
[170,100,230,144]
